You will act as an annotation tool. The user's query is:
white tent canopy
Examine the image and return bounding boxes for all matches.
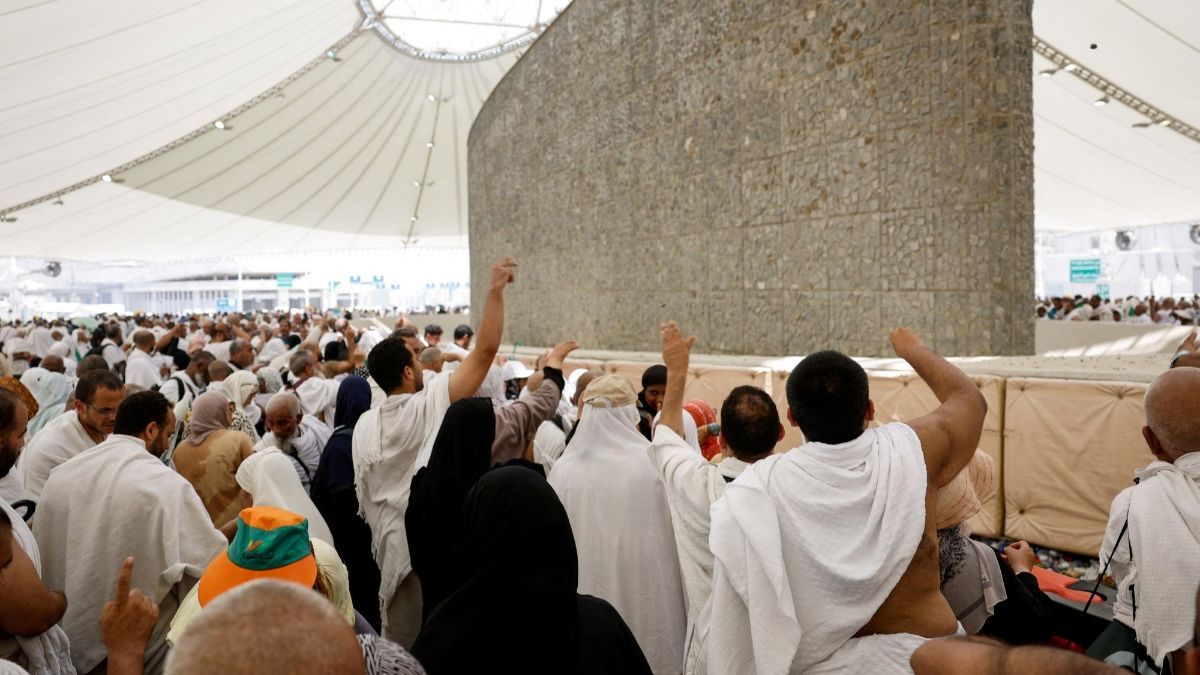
[0,0,1197,263]
[1032,0,1200,233]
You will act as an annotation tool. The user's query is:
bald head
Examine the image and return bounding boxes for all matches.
[207,360,233,384]
[167,580,363,675]
[40,355,65,374]
[77,354,110,376]
[267,392,302,417]
[133,330,155,351]
[1143,368,1200,461]
[572,369,604,407]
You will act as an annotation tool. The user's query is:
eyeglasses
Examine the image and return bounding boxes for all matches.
[83,401,119,417]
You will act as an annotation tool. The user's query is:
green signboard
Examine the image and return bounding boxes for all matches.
[1070,259,1101,283]
[275,273,293,288]
[1096,283,1110,300]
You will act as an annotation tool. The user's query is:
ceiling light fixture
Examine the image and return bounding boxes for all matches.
[325,49,338,60]
[410,216,417,221]
[0,214,15,223]
[427,94,437,102]
[426,142,434,148]
[1093,96,1109,106]
[52,198,64,205]
[102,174,113,182]
[1038,68,1058,76]
[1033,37,1200,145]
[214,120,229,130]
[413,181,421,187]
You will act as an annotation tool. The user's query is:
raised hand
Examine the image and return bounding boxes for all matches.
[547,340,580,370]
[660,321,696,372]
[100,557,159,670]
[490,257,519,292]
[888,327,925,359]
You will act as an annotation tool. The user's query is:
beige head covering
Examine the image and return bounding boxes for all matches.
[934,449,995,530]
[580,375,637,408]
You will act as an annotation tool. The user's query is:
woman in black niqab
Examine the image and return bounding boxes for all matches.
[411,466,651,675]
[405,398,496,622]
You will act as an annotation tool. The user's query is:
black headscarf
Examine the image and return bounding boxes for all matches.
[411,467,651,675]
[310,375,381,630]
[637,364,668,440]
[405,398,496,622]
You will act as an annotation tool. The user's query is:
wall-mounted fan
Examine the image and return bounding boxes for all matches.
[1190,224,1200,245]
[1115,230,1137,251]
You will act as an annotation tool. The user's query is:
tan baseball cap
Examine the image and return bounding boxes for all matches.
[580,375,637,408]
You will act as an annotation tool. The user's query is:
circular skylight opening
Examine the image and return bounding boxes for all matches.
[360,0,570,62]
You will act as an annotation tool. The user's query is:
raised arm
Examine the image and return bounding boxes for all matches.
[658,321,696,438]
[448,257,517,403]
[890,328,987,488]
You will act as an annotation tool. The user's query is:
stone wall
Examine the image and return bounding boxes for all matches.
[469,0,1034,356]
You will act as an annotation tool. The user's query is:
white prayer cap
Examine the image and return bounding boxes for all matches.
[501,360,534,381]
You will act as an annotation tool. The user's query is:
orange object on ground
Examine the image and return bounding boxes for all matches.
[1031,565,1102,605]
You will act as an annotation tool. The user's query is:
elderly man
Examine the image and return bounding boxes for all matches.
[0,389,74,673]
[125,330,165,391]
[205,360,233,386]
[227,338,256,372]
[548,373,686,674]
[166,581,375,675]
[416,347,444,386]
[35,391,226,675]
[700,328,987,674]
[1087,366,1200,672]
[287,349,340,427]
[353,257,514,646]
[22,369,124,501]
[255,392,329,493]
[161,350,213,408]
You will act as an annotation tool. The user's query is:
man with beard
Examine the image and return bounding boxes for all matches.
[161,350,213,408]
[35,391,226,675]
[254,392,329,493]
[353,257,515,646]
[0,388,74,674]
[22,369,124,501]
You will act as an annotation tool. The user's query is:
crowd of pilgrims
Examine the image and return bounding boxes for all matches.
[1039,294,1200,324]
[0,258,1198,674]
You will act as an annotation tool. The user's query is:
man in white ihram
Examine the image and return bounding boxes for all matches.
[699,328,987,674]
[1091,360,1200,671]
[353,257,515,647]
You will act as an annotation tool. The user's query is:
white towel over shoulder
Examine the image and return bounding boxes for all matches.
[1127,452,1200,665]
[704,422,928,675]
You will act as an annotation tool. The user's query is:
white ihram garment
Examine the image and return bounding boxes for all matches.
[701,423,928,675]
[548,402,686,675]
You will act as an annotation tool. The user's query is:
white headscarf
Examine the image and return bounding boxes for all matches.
[220,370,259,411]
[547,388,687,674]
[19,368,71,439]
[235,448,334,545]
